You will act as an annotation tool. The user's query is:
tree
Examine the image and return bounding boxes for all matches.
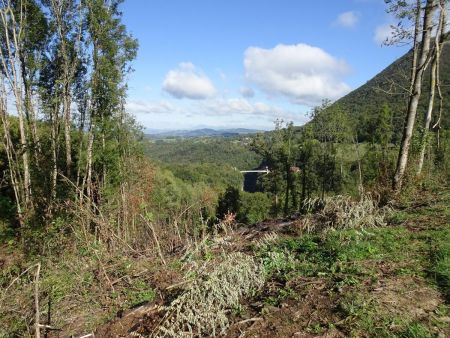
[416,0,447,175]
[216,186,241,220]
[238,192,270,225]
[0,0,139,234]
[251,120,296,216]
[310,101,353,198]
[393,0,437,191]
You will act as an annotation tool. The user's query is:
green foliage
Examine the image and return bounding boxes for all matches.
[252,120,297,215]
[238,192,271,224]
[150,167,216,223]
[216,187,270,225]
[256,226,423,280]
[374,103,394,149]
[145,136,262,170]
[216,186,241,220]
[125,279,156,307]
[164,162,243,191]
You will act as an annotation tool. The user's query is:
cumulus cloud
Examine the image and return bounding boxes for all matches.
[162,62,216,99]
[335,11,359,28]
[244,43,351,106]
[374,24,395,45]
[240,87,255,98]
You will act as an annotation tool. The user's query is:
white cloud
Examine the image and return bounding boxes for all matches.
[244,43,351,106]
[374,24,395,45]
[196,98,294,119]
[335,11,359,28]
[126,96,310,130]
[126,97,301,122]
[240,87,255,98]
[162,62,216,99]
[126,100,179,115]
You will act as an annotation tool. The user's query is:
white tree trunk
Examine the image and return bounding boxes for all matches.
[393,0,437,191]
[416,0,446,175]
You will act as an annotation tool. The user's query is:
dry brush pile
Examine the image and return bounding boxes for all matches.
[302,194,391,233]
[154,252,265,337]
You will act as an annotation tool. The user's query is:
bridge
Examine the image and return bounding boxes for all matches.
[236,166,270,174]
[235,166,270,192]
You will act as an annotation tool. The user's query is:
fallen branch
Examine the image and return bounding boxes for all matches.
[75,333,94,338]
[236,317,263,325]
[140,214,166,265]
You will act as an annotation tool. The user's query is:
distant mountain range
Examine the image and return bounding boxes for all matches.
[145,128,264,139]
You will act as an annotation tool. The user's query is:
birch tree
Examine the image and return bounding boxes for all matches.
[0,0,138,227]
[392,0,437,191]
[0,1,33,208]
[416,0,447,175]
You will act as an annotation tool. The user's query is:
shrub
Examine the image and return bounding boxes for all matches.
[238,192,271,224]
[216,186,241,220]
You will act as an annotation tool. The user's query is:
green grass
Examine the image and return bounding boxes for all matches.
[257,226,426,280]
[254,185,449,336]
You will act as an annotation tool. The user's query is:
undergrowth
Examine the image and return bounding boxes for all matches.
[0,234,157,337]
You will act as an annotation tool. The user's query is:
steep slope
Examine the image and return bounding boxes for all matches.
[332,39,450,142]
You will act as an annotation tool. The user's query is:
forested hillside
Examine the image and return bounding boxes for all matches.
[333,37,450,142]
[145,137,262,169]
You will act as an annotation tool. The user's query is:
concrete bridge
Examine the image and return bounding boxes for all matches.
[239,166,270,174]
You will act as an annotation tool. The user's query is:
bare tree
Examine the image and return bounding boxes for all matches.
[0,1,32,206]
[0,76,24,225]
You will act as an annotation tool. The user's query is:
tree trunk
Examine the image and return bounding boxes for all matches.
[21,61,41,161]
[392,0,436,191]
[63,86,72,177]
[354,137,363,195]
[417,0,446,176]
[0,96,24,226]
[409,0,422,94]
[417,58,437,175]
[0,6,32,208]
[300,166,306,212]
[50,103,59,201]
[284,165,290,215]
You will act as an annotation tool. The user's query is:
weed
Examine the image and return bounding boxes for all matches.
[399,322,433,338]
[127,279,156,307]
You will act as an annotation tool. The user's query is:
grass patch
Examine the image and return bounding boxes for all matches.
[257,226,424,280]
[253,186,449,337]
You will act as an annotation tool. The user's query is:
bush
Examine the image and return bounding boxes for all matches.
[216,186,241,220]
[238,192,271,225]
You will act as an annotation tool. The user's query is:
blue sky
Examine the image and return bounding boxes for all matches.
[121,0,411,131]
